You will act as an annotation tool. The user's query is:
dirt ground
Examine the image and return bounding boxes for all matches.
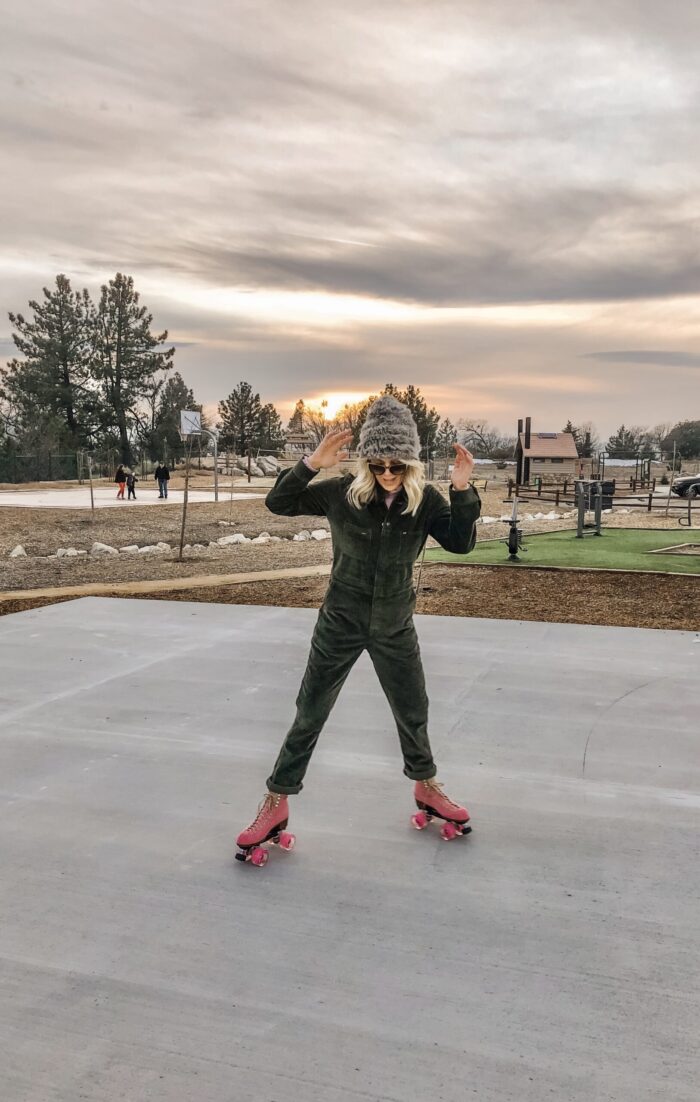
[2,564,696,632]
[1,474,697,631]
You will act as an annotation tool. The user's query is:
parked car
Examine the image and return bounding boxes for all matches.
[671,474,700,498]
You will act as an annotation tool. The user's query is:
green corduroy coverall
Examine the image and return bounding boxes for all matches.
[265,459,481,794]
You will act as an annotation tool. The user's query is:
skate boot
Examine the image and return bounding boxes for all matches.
[411,779,471,841]
[235,792,295,867]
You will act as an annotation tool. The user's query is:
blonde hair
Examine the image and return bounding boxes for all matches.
[346,458,425,515]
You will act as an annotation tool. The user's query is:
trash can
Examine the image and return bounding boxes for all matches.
[601,480,615,509]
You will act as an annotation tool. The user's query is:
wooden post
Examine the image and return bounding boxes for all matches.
[665,442,676,518]
[555,489,560,507]
[87,455,95,522]
[178,440,192,562]
[247,450,251,484]
[647,492,653,512]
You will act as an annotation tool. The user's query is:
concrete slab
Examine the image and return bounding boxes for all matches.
[0,487,265,509]
[0,598,698,1102]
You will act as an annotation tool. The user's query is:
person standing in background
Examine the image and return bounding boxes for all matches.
[126,469,138,500]
[154,461,170,499]
[115,465,126,500]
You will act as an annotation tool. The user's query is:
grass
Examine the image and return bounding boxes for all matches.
[425,528,700,575]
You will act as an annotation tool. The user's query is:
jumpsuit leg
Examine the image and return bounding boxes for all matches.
[367,619,437,782]
[266,605,366,794]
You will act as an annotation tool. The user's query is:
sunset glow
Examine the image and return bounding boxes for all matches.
[311,391,372,420]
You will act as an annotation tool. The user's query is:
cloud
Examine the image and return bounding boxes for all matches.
[582,350,700,368]
[2,0,700,433]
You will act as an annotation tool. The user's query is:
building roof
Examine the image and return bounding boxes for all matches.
[518,432,579,459]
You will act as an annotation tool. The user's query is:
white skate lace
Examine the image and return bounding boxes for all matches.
[248,792,281,830]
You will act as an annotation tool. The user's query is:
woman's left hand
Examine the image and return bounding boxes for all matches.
[450,443,475,490]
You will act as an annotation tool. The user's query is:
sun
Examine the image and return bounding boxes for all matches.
[313,391,370,420]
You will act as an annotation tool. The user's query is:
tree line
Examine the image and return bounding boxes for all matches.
[2,275,698,471]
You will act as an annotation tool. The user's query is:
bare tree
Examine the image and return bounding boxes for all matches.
[457,419,515,459]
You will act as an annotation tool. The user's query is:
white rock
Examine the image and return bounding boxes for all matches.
[9,545,27,557]
[311,529,329,540]
[56,548,68,557]
[91,542,119,556]
[251,535,270,544]
[76,550,87,556]
[268,535,282,542]
[119,545,140,554]
[155,542,171,552]
[192,543,207,551]
[481,516,498,525]
[217,535,239,546]
[137,545,159,554]
[293,530,311,542]
[218,520,232,527]
[544,511,561,520]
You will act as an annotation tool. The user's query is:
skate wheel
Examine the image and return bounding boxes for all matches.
[250,847,268,867]
[440,822,459,841]
[278,832,296,851]
[412,811,429,830]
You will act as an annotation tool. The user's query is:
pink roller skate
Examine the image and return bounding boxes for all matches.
[235,792,295,867]
[411,779,471,841]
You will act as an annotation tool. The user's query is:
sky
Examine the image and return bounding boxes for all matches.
[1,0,699,438]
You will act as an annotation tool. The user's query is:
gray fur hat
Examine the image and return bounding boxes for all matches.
[358,395,420,460]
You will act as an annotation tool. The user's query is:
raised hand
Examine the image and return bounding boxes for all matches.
[309,429,354,470]
[451,443,475,490]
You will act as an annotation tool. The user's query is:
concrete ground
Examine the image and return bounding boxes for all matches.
[0,487,265,509]
[1,598,698,1102]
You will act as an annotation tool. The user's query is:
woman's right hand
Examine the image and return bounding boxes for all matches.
[309,429,354,470]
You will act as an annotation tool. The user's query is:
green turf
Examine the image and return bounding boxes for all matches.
[425,528,700,574]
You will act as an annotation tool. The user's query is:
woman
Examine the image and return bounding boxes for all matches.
[236,396,481,864]
[115,465,126,500]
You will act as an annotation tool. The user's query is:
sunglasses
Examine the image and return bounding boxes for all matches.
[368,462,407,476]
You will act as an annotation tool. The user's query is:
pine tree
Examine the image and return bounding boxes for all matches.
[1,275,100,450]
[287,399,306,434]
[149,372,198,461]
[93,273,174,465]
[435,418,458,457]
[218,381,265,453]
[661,420,700,459]
[258,402,285,452]
[606,424,653,458]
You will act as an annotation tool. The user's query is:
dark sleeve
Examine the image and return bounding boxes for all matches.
[265,459,337,517]
[426,484,481,554]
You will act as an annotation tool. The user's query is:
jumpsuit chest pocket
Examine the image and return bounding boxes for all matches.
[396,527,425,563]
[341,521,373,560]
